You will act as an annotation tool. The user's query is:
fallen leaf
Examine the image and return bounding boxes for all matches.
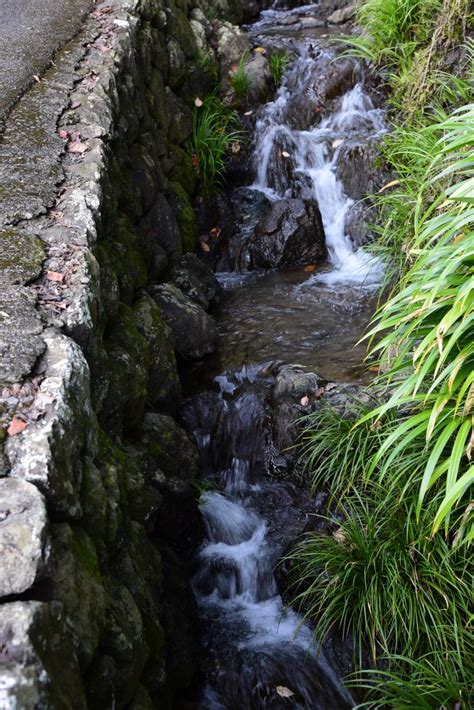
[231,140,241,154]
[332,138,344,149]
[200,241,211,253]
[304,264,316,272]
[194,97,203,107]
[377,179,401,194]
[191,154,199,168]
[70,101,81,109]
[33,74,41,83]
[300,396,310,407]
[67,141,88,154]
[281,150,290,158]
[58,129,69,139]
[210,227,221,238]
[333,528,346,544]
[244,110,253,116]
[254,46,266,54]
[7,418,27,437]
[314,386,325,398]
[276,687,294,698]
[47,271,65,282]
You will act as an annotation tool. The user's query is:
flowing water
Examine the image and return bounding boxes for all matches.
[183,6,387,707]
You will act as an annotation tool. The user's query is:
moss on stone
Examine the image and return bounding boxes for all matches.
[169,181,198,253]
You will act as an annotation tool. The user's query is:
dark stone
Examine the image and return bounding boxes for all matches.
[171,253,220,309]
[247,198,326,269]
[133,294,181,414]
[139,194,182,266]
[142,412,199,481]
[149,283,218,360]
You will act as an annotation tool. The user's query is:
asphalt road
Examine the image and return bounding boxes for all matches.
[0,0,94,124]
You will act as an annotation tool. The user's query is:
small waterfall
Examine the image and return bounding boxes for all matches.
[183,367,354,709]
[252,48,386,284]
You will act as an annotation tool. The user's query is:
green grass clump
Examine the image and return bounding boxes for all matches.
[268,51,291,87]
[290,483,472,664]
[230,52,251,99]
[353,650,474,709]
[190,94,243,195]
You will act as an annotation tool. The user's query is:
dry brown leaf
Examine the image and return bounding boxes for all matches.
[68,141,88,154]
[276,686,294,698]
[7,418,27,437]
[46,271,65,282]
[254,46,266,54]
[304,264,316,272]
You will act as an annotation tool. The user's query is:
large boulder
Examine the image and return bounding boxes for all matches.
[247,198,326,269]
[149,284,218,360]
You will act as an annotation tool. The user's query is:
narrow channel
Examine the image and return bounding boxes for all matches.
[182,4,386,707]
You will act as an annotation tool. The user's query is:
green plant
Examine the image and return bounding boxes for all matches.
[365,103,474,543]
[190,94,243,195]
[230,52,251,99]
[290,482,472,664]
[352,649,474,708]
[268,51,291,87]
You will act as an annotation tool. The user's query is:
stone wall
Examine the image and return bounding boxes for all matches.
[0,1,254,707]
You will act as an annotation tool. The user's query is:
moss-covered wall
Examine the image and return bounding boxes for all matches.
[0,1,253,707]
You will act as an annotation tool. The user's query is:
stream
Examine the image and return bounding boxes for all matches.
[182,4,386,708]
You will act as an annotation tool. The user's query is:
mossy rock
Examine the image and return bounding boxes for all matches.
[168,145,197,195]
[101,304,151,438]
[132,294,181,413]
[168,181,198,253]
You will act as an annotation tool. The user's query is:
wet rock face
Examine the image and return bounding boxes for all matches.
[150,283,219,360]
[247,198,327,269]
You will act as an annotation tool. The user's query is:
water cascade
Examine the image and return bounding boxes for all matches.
[183,5,387,707]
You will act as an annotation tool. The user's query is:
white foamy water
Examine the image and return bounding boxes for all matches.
[252,51,386,285]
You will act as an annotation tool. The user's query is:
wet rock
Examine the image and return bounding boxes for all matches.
[171,253,220,310]
[336,139,386,200]
[133,294,181,414]
[328,3,357,24]
[243,53,273,104]
[142,412,199,481]
[216,21,251,80]
[247,198,327,269]
[149,283,218,360]
[0,601,86,708]
[0,479,49,598]
[273,365,324,403]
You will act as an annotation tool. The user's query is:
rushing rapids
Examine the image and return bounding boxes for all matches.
[183,4,387,707]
